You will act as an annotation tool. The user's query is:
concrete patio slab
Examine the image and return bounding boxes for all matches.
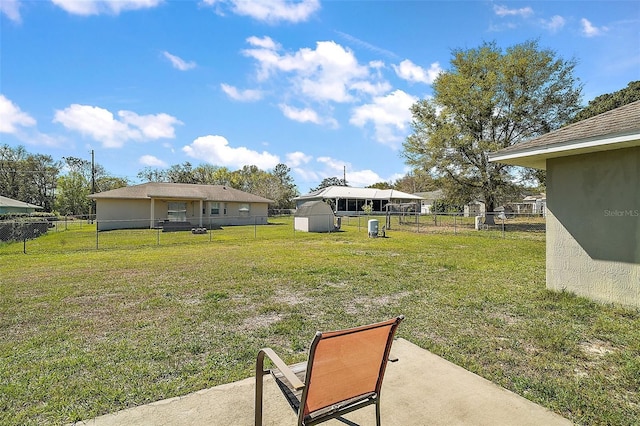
[77,338,572,425]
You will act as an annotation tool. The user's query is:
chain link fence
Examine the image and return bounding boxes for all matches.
[0,212,545,255]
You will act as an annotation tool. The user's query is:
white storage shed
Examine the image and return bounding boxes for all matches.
[294,201,336,233]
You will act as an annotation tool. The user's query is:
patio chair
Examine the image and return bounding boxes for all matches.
[255,315,404,426]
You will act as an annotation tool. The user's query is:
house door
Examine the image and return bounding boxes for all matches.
[167,202,187,222]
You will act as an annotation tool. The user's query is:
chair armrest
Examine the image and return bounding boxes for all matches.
[258,348,305,390]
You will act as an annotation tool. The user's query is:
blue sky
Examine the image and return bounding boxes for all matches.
[1,0,639,193]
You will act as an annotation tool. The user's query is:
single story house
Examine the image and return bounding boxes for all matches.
[0,195,43,215]
[521,194,546,216]
[489,100,640,308]
[294,200,337,233]
[294,186,423,216]
[89,182,273,231]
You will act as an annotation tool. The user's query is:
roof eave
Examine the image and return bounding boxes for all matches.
[489,132,640,170]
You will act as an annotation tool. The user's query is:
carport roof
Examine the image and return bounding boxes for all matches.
[89,183,274,203]
[489,100,640,170]
[0,195,43,209]
[294,186,423,201]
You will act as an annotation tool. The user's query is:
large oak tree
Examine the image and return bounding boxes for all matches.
[402,41,582,223]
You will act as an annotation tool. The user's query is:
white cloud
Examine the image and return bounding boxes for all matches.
[139,154,167,167]
[220,83,263,102]
[243,38,372,103]
[279,104,320,124]
[53,104,182,148]
[350,80,392,96]
[0,0,21,22]
[286,151,312,167]
[182,135,280,169]
[541,15,566,33]
[0,95,36,133]
[0,95,65,147]
[493,4,534,18]
[350,90,417,147]
[162,51,196,71]
[118,110,181,139]
[393,59,442,84]
[311,156,383,188]
[246,35,280,50]
[278,104,338,127]
[344,169,384,188]
[51,0,162,15]
[202,0,320,23]
[581,18,607,37]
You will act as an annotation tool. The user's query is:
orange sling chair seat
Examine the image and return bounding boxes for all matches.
[255,315,404,425]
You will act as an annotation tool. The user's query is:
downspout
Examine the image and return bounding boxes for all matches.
[199,199,203,227]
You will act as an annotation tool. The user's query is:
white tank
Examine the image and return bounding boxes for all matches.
[368,219,379,238]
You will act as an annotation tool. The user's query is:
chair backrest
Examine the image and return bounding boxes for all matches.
[300,316,403,419]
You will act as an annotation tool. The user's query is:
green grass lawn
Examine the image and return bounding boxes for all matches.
[1,218,638,425]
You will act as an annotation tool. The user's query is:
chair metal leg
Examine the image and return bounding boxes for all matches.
[255,350,267,426]
[375,398,381,426]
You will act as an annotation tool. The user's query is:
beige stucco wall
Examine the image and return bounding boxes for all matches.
[95,199,151,230]
[96,198,269,230]
[546,146,640,308]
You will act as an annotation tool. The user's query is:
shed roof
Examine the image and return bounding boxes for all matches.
[0,195,43,209]
[489,100,640,169]
[294,186,423,201]
[294,200,334,217]
[89,183,274,203]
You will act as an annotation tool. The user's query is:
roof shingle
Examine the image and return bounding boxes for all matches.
[89,183,274,203]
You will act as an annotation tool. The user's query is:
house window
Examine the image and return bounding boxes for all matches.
[167,202,187,222]
[239,203,250,216]
[210,202,220,215]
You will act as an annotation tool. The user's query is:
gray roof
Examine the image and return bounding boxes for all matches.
[294,200,334,217]
[294,186,423,201]
[490,100,640,169]
[0,195,43,209]
[414,190,444,203]
[89,183,274,203]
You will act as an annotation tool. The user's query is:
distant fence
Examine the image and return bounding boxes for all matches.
[0,215,269,254]
[337,212,545,237]
[0,212,545,255]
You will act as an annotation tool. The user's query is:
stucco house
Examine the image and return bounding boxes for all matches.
[294,186,423,215]
[489,100,640,308]
[0,195,43,215]
[89,183,273,231]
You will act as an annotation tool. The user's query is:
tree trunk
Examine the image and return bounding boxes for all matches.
[484,199,495,225]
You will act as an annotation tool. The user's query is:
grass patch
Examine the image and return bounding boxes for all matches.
[1,218,638,425]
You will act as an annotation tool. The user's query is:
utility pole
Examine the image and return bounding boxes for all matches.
[343,165,346,186]
[91,150,96,194]
[90,150,96,222]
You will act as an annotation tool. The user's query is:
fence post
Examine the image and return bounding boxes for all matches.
[96,223,99,249]
[454,213,457,235]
